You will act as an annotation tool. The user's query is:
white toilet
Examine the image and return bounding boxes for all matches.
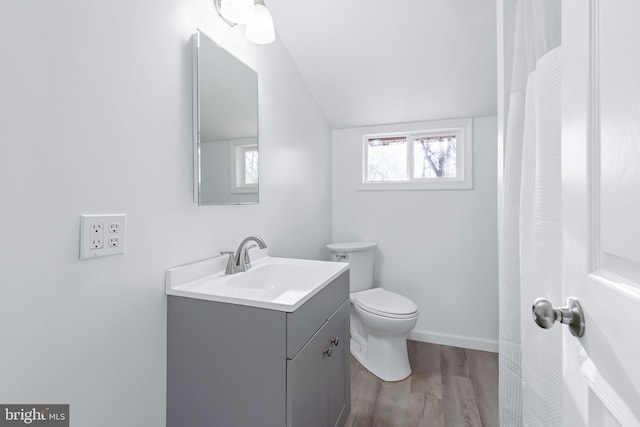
[327,241,418,382]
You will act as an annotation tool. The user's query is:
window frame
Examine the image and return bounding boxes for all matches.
[359,118,473,191]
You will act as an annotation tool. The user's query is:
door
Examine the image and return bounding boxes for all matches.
[287,321,330,427]
[561,0,640,425]
[326,301,351,427]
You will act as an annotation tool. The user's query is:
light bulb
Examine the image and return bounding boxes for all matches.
[220,0,255,24]
[245,2,275,44]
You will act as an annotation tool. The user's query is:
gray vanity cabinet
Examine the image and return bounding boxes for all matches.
[167,270,350,427]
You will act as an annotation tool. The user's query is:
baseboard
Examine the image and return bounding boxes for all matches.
[408,329,498,353]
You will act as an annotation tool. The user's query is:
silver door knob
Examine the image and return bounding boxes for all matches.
[323,347,332,357]
[330,337,339,346]
[532,298,585,337]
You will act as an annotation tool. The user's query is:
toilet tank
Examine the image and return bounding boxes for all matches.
[326,241,378,292]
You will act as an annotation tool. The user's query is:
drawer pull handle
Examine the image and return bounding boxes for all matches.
[323,347,332,357]
[330,337,339,346]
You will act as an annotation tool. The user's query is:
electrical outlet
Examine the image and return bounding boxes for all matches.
[108,236,120,248]
[90,223,104,249]
[80,214,126,259]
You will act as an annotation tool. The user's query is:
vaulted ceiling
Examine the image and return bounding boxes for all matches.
[267,0,497,129]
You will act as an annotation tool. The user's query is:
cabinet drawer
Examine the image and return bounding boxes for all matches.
[286,270,349,359]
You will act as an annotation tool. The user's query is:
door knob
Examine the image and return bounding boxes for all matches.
[323,347,332,357]
[532,298,585,337]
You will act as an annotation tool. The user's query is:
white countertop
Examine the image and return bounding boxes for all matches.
[165,250,349,312]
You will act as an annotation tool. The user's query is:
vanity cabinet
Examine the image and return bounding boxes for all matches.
[167,270,350,427]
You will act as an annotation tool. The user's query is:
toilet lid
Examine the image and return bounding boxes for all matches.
[352,288,417,318]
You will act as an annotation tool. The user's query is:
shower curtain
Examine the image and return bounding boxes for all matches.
[499,1,563,425]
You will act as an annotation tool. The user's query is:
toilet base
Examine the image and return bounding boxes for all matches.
[350,334,412,382]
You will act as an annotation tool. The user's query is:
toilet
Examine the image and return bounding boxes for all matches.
[327,241,418,382]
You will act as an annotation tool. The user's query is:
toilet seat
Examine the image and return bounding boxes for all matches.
[352,288,417,319]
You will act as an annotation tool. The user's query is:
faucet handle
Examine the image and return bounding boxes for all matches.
[220,251,236,274]
[243,244,258,269]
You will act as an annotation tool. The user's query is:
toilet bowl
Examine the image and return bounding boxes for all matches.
[350,288,418,381]
[327,241,419,382]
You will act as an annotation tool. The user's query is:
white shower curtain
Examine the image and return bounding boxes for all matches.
[499,1,562,425]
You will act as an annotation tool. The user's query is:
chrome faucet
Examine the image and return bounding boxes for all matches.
[221,235,267,274]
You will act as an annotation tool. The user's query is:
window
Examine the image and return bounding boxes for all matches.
[367,136,408,182]
[231,140,258,193]
[242,147,259,185]
[360,118,472,190]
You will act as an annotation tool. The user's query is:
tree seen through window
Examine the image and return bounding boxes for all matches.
[414,136,457,178]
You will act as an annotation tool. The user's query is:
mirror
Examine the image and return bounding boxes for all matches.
[193,29,259,205]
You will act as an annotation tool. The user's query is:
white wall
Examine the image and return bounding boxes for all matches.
[0,1,331,426]
[332,117,499,351]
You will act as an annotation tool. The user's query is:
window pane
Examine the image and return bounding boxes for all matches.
[244,149,259,184]
[413,136,456,178]
[367,137,408,181]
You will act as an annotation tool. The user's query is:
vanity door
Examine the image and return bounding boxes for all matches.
[326,301,351,427]
[286,320,331,427]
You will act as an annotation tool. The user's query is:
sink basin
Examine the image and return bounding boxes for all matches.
[166,251,349,312]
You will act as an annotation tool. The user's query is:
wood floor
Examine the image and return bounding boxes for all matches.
[345,340,499,427]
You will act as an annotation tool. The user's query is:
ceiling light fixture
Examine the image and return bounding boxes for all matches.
[219,0,254,24]
[214,0,275,45]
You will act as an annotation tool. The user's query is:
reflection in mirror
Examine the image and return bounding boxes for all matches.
[193,29,259,205]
